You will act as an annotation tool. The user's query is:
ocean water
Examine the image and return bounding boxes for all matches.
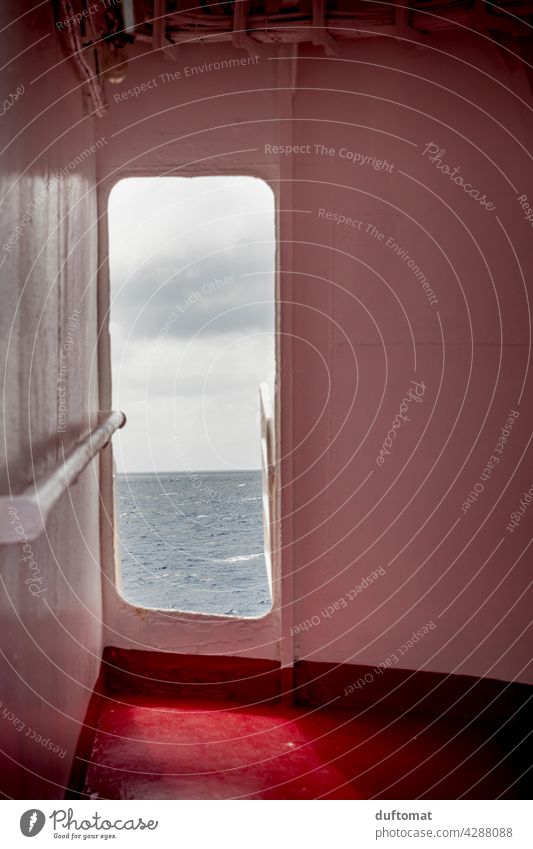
[116,471,271,616]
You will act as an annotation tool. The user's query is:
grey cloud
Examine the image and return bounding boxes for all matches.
[111,240,274,340]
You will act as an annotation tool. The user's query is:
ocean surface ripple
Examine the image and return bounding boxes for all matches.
[117,470,271,617]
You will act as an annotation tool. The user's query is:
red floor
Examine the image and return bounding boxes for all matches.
[80,696,528,799]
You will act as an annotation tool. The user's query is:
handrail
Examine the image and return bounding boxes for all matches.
[0,411,126,544]
[259,383,275,598]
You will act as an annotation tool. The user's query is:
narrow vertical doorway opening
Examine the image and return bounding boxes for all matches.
[107,175,276,617]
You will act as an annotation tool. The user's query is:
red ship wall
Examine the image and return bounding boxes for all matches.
[97,31,533,683]
[0,0,103,798]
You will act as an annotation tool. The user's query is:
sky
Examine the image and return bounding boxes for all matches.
[108,176,275,473]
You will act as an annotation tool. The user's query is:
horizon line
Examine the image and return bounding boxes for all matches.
[117,468,261,475]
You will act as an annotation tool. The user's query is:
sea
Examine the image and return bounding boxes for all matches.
[116,470,271,617]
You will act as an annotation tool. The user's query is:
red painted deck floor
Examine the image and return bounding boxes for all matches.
[80,696,529,799]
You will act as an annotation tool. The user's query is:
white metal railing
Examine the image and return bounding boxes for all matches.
[259,383,275,598]
[0,411,126,544]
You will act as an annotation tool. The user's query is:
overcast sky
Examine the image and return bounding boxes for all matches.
[108,176,275,473]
